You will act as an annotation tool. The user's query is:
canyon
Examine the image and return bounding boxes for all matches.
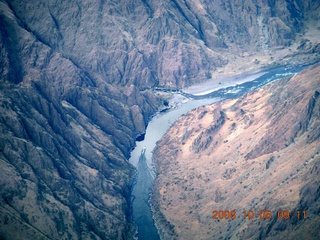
[153,63,320,239]
[0,0,319,239]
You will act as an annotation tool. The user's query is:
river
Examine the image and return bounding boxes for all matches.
[129,64,309,240]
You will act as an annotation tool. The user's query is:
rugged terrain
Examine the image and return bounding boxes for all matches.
[0,0,320,239]
[0,0,160,239]
[152,63,320,239]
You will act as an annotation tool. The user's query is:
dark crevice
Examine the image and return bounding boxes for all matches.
[141,0,153,17]
[2,202,53,240]
[5,0,96,90]
[63,55,97,88]
[183,0,206,43]
[170,0,203,41]
[5,0,52,49]
[0,15,23,84]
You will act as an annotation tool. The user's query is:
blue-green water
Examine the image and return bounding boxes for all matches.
[129,64,311,240]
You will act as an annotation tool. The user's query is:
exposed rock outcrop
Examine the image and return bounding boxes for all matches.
[0,1,160,239]
[0,0,320,239]
[2,0,319,89]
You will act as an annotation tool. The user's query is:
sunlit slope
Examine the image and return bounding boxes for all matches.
[153,63,320,240]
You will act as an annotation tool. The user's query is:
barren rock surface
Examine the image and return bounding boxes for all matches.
[153,64,320,240]
[0,0,319,239]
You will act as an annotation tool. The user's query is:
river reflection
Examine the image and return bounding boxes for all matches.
[132,150,158,240]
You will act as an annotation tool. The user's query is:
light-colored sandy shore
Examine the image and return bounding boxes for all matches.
[183,70,267,96]
[182,19,320,96]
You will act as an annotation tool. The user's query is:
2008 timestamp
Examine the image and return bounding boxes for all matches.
[212,210,307,220]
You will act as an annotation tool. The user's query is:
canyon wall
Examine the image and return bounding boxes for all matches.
[0,0,319,239]
[153,63,320,239]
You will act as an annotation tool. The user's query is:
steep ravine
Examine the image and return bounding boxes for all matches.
[0,1,161,239]
[0,78,160,239]
[0,0,320,239]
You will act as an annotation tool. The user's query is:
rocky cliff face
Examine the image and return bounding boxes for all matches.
[152,63,320,239]
[0,1,160,239]
[2,0,319,88]
[0,0,319,239]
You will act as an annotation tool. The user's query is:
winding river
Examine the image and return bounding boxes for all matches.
[129,64,309,240]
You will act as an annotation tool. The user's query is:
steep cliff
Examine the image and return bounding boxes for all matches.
[2,0,319,88]
[0,1,160,239]
[0,0,319,239]
[153,63,320,239]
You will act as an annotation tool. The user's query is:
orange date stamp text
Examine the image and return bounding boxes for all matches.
[212,210,307,220]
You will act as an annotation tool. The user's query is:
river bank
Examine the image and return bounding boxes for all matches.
[130,61,318,239]
[182,70,267,96]
[147,62,317,239]
[150,63,320,239]
[182,60,320,97]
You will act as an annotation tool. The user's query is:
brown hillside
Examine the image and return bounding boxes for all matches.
[152,63,320,240]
